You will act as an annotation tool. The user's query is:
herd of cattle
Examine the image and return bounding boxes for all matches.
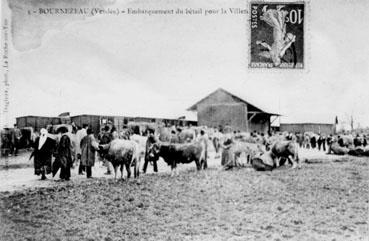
[98,126,369,179]
[2,123,368,180]
[95,126,305,179]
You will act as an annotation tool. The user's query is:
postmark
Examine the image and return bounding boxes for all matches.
[249,2,305,69]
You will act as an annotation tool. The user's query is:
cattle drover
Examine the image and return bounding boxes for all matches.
[75,124,88,175]
[80,128,100,178]
[53,126,73,181]
[29,128,56,180]
[256,5,296,67]
[142,128,159,174]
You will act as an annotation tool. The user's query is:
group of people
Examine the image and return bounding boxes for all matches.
[294,133,329,151]
[0,124,23,156]
[29,124,100,180]
[294,132,368,153]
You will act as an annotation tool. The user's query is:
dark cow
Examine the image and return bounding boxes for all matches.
[148,141,207,176]
[270,141,300,168]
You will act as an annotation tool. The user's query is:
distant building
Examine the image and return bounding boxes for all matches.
[280,123,335,135]
[187,88,279,133]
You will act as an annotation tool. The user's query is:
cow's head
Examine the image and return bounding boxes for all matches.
[97,143,110,159]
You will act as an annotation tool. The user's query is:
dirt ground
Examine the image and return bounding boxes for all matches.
[0,149,368,241]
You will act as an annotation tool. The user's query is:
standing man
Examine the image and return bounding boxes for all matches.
[75,124,88,175]
[80,127,100,178]
[353,134,362,147]
[310,135,317,149]
[296,132,303,148]
[99,125,113,175]
[12,124,22,156]
[143,128,158,173]
[317,134,322,151]
[197,129,208,169]
[363,135,367,147]
[221,134,234,170]
[212,128,221,156]
[326,134,333,154]
[29,128,56,180]
[54,126,73,181]
[321,135,326,152]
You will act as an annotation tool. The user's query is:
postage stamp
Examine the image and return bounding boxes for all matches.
[249,2,305,69]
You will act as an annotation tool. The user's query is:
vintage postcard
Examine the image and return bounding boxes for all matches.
[0,0,368,240]
[249,2,304,68]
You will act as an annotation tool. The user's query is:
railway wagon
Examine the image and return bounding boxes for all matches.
[16,116,61,132]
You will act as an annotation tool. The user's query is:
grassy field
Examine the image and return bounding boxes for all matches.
[0,157,368,241]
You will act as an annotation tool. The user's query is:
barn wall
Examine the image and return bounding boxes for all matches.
[280,123,334,135]
[248,114,270,133]
[198,103,248,131]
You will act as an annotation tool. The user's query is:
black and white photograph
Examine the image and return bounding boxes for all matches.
[0,0,368,240]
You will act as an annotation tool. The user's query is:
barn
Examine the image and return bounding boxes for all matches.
[280,123,335,135]
[187,88,279,133]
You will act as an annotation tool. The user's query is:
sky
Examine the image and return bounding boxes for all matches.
[1,0,369,128]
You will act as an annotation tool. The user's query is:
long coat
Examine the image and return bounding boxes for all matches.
[53,134,73,176]
[221,138,233,167]
[81,134,99,167]
[75,128,87,156]
[31,137,56,175]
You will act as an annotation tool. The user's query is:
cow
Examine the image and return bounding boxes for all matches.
[130,134,147,164]
[148,141,207,176]
[296,133,304,148]
[348,146,365,156]
[270,140,300,169]
[302,134,310,149]
[99,139,140,180]
[251,151,275,171]
[228,141,265,167]
[251,141,301,171]
[265,133,286,150]
[330,142,349,155]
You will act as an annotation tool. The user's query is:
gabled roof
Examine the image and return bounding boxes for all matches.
[187,88,280,116]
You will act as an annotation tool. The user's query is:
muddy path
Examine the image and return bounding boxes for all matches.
[0,155,368,241]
